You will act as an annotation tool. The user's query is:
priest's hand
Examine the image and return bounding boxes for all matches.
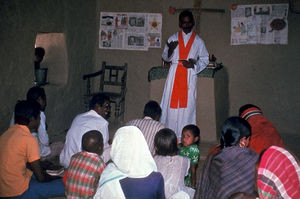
[167,41,178,58]
[180,58,196,68]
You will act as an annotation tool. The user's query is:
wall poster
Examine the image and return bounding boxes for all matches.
[231,4,288,45]
[99,12,162,50]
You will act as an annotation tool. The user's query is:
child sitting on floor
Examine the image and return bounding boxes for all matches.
[154,128,195,198]
[65,130,106,198]
[179,124,200,189]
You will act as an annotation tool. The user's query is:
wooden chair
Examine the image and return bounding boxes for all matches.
[83,61,128,120]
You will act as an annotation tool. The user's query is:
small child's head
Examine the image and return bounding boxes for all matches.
[181,124,200,147]
[82,130,104,155]
[154,128,178,156]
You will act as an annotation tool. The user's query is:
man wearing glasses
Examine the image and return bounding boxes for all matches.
[60,94,111,168]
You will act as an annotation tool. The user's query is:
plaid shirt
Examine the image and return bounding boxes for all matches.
[65,151,106,198]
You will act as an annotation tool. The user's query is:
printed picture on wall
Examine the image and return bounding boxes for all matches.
[99,12,162,50]
[231,3,288,45]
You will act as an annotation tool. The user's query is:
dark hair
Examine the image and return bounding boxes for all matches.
[143,100,162,120]
[179,10,194,23]
[220,117,251,148]
[182,124,200,144]
[154,128,178,156]
[14,100,40,125]
[82,130,104,153]
[89,93,110,109]
[26,86,46,101]
[35,47,45,58]
[239,104,261,116]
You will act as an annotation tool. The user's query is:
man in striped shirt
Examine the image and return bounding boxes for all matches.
[127,101,165,155]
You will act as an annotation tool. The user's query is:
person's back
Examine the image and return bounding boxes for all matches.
[239,104,284,154]
[0,100,64,198]
[0,124,40,196]
[153,128,194,198]
[256,146,300,198]
[127,100,165,155]
[94,126,165,199]
[127,118,164,154]
[154,156,192,197]
[208,147,258,199]
[10,86,52,158]
[60,110,108,167]
[195,117,258,199]
[65,130,106,198]
[60,94,110,168]
[119,172,165,199]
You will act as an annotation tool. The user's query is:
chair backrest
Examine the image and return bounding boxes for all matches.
[100,61,127,96]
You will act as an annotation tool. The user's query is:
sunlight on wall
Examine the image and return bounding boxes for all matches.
[35,33,68,86]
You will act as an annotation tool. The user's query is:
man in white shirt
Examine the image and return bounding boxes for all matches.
[60,93,111,168]
[160,10,209,140]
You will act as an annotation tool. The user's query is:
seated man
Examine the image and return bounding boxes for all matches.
[65,130,106,198]
[239,104,285,154]
[127,100,165,155]
[60,93,111,168]
[10,86,64,160]
[0,100,64,198]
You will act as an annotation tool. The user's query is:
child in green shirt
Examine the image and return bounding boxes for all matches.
[179,124,200,188]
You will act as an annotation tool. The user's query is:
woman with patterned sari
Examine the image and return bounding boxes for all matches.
[256,146,300,199]
[194,117,258,199]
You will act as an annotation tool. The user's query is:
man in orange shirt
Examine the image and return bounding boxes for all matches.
[0,100,64,198]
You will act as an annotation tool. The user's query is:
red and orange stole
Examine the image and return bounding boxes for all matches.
[170,31,196,108]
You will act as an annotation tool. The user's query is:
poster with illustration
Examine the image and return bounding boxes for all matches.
[231,4,288,45]
[99,12,162,50]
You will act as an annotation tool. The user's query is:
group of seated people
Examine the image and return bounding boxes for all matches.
[0,86,299,199]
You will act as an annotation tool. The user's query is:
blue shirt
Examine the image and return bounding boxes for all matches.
[120,171,165,199]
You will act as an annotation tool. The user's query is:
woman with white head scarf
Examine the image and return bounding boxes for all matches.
[94,126,165,199]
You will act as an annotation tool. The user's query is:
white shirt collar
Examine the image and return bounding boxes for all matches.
[182,30,193,37]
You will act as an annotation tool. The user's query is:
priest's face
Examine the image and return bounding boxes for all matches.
[179,15,194,34]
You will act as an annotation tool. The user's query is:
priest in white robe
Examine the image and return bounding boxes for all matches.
[160,10,209,140]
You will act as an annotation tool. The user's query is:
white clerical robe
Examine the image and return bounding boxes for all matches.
[160,31,209,141]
